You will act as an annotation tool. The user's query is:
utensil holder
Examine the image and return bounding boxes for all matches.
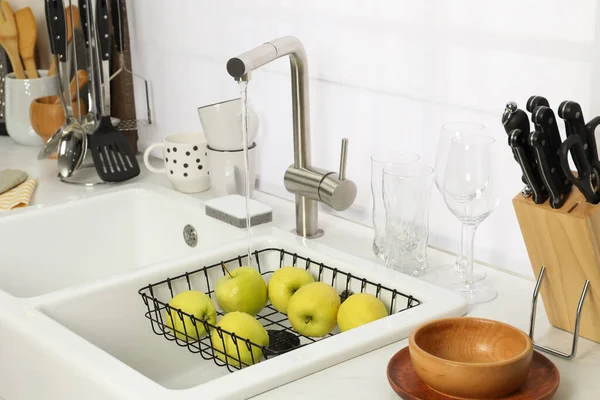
[513,189,600,345]
[5,71,59,146]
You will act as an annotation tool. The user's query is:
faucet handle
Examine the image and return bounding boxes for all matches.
[317,138,356,211]
[339,138,348,180]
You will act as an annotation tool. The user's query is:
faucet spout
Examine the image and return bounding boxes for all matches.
[227,36,311,170]
[227,37,356,238]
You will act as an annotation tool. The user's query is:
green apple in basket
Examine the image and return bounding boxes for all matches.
[165,290,217,341]
[267,266,315,314]
[215,265,268,316]
[287,282,341,337]
[337,293,388,332]
[211,311,269,368]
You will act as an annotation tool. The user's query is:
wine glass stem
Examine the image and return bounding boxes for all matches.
[455,223,467,272]
[461,223,478,290]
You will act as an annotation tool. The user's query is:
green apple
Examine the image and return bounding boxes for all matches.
[337,293,388,332]
[165,290,217,341]
[267,266,315,313]
[287,282,341,337]
[215,266,267,316]
[211,311,269,368]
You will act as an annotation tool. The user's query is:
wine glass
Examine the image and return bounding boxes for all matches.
[441,134,499,304]
[434,122,487,283]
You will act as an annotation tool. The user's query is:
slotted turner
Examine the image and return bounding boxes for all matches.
[88,0,139,182]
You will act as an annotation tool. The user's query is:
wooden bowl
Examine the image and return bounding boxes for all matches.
[409,317,533,399]
[30,95,87,158]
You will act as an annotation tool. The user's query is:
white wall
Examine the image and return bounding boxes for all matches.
[127,0,600,276]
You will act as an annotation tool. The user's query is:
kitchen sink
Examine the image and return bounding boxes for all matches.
[0,185,247,298]
[0,184,466,400]
[34,232,467,399]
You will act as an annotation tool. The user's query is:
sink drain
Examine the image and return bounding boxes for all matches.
[183,224,198,247]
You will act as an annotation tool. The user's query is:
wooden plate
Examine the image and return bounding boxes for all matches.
[387,347,560,400]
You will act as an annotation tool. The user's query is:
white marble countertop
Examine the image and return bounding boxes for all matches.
[1,136,599,400]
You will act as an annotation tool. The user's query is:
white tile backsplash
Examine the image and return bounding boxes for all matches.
[127,0,600,275]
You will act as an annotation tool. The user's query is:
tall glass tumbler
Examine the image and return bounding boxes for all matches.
[383,163,434,276]
[371,151,420,259]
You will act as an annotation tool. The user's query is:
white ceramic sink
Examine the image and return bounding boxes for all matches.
[0,184,467,400]
[0,185,247,297]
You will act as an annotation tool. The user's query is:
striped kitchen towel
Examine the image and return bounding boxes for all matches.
[0,178,37,211]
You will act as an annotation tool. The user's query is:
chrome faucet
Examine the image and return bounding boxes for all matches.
[227,36,357,238]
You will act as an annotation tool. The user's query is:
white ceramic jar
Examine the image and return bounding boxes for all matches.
[5,70,59,146]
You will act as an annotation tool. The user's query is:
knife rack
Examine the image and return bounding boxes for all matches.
[513,189,600,345]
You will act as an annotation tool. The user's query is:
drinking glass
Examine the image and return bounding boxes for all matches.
[383,163,434,276]
[441,135,499,304]
[371,151,420,259]
[434,122,487,283]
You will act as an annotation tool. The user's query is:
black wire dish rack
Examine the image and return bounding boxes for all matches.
[138,247,421,373]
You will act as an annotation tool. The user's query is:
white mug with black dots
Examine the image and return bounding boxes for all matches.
[143,133,211,193]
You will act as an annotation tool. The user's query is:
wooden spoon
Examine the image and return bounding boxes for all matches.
[54,69,88,105]
[0,1,26,79]
[14,7,38,79]
[48,5,80,77]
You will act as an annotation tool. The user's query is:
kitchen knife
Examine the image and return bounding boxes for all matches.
[503,101,547,200]
[508,128,549,204]
[526,95,550,113]
[558,101,600,172]
[559,134,600,204]
[529,129,569,209]
[531,106,572,195]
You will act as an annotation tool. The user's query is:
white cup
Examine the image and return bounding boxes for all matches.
[5,70,59,146]
[207,143,257,197]
[143,133,211,193]
[197,98,259,151]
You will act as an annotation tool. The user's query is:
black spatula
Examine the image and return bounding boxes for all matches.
[88,0,139,182]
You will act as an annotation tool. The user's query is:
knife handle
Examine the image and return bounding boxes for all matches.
[532,106,563,157]
[531,106,571,194]
[502,103,537,190]
[529,130,569,209]
[96,0,110,62]
[558,100,582,138]
[503,105,530,136]
[526,95,550,113]
[559,135,600,204]
[80,0,90,47]
[558,101,592,171]
[46,0,67,60]
[509,129,549,205]
[558,100,575,138]
[44,0,55,55]
[111,0,124,54]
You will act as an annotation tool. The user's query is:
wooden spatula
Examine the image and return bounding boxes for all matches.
[48,5,79,77]
[14,7,38,79]
[0,1,25,79]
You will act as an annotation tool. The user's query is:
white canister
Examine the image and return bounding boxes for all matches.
[5,70,59,146]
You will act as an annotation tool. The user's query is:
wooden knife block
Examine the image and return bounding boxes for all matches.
[513,190,600,344]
